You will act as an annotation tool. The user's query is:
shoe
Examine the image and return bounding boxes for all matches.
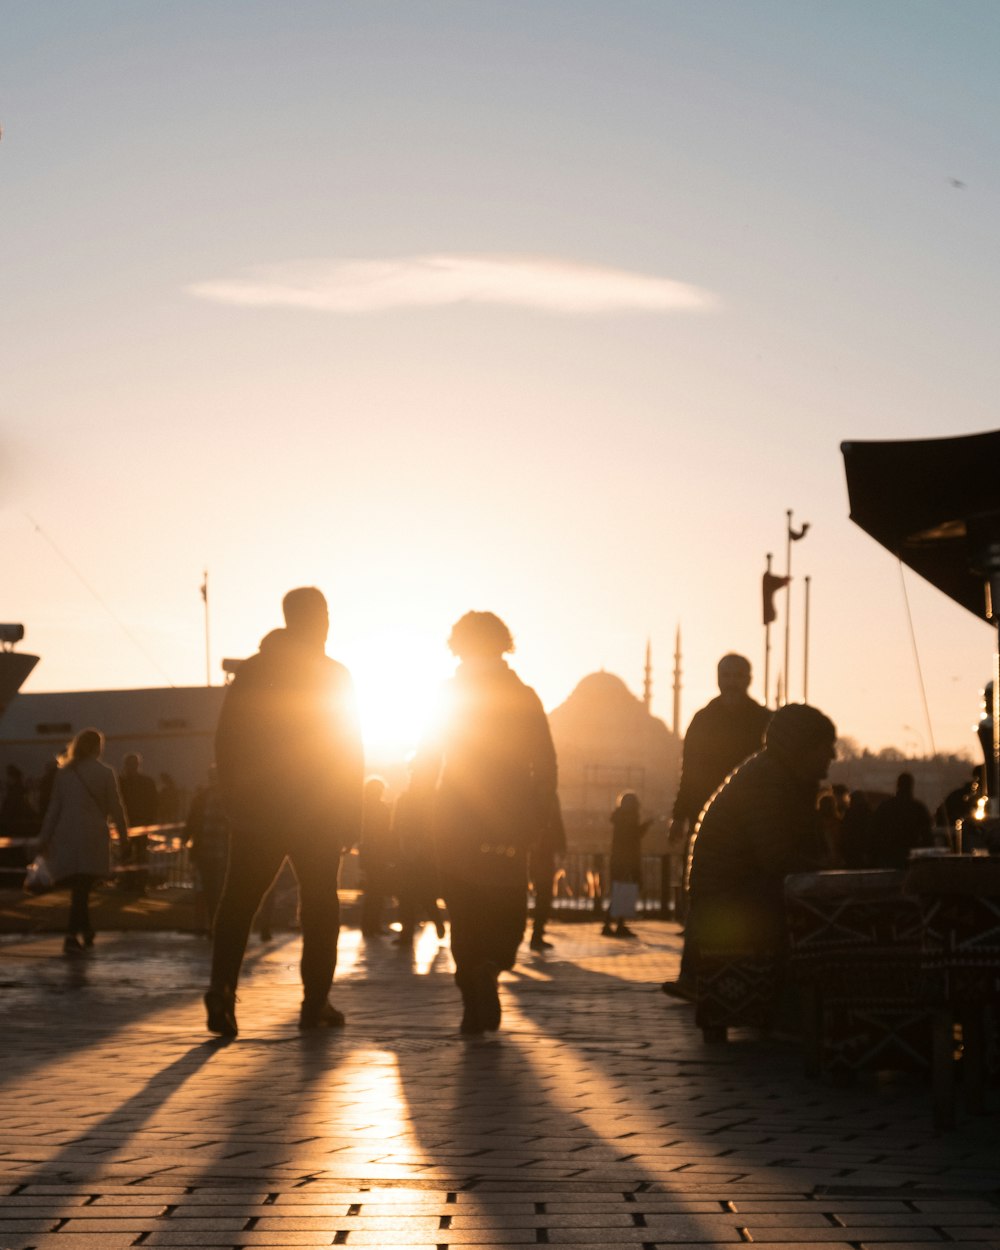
[204,986,238,1038]
[299,998,346,1030]
[615,925,638,939]
[475,961,501,1032]
[82,930,95,948]
[530,933,553,951]
[660,979,696,1003]
[601,924,615,937]
[63,934,83,955]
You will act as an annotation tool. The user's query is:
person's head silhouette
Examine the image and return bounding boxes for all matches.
[717,653,752,701]
[282,587,329,647]
[448,611,514,663]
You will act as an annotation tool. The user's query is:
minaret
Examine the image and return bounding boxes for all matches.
[672,624,683,736]
[643,638,652,712]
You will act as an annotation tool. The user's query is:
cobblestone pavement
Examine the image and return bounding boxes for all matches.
[1,920,998,1249]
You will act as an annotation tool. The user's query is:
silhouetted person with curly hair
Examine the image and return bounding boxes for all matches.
[413,611,559,1035]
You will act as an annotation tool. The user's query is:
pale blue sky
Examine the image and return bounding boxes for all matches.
[3,1,999,762]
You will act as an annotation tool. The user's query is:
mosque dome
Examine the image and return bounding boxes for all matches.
[548,669,679,840]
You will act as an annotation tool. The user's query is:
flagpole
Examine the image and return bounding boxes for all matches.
[803,575,811,704]
[783,511,794,705]
[764,552,774,708]
[201,570,211,687]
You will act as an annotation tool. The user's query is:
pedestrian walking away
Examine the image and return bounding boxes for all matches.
[35,728,129,954]
[205,586,363,1038]
[412,611,560,1036]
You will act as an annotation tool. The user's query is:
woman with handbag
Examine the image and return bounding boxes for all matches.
[36,728,129,954]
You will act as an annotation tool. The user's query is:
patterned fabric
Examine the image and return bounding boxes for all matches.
[905,857,1000,1091]
[906,858,1000,1004]
[695,953,781,1032]
[785,870,930,1076]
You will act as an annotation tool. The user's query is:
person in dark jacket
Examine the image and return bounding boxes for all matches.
[184,765,231,935]
[0,764,38,838]
[391,778,446,947]
[602,791,651,939]
[669,654,771,918]
[119,754,158,825]
[359,776,397,937]
[869,772,933,869]
[528,791,567,951]
[412,611,559,1035]
[204,587,363,1038]
[118,753,157,874]
[837,789,875,868]
[685,703,834,972]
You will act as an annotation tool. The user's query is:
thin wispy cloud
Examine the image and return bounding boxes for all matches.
[187,254,719,315]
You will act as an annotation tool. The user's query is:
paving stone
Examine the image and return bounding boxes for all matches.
[1,924,998,1249]
[1,1240,138,1250]
[856,1245,998,1250]
[910,1200,1000,1212]
[837,1211,1000,1227]
[745,1229,948,1242]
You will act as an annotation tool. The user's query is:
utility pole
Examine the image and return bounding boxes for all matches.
[803,575,811,704]
[783,512,794,704]
[672,624,682,735]
[201,570,211,687]
[764,552,774,707]
[783,510,810,704]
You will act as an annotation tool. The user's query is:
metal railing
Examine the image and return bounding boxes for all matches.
[536,852,679,919]
[0,823,193,890]
[2,833,684,921]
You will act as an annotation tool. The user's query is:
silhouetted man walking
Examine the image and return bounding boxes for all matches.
[671,655,771,842]
[205,587,363,1037]
[663,652,770,999]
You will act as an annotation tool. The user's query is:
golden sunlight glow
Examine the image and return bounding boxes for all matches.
[410,921,451,976]
[340,626,453,764]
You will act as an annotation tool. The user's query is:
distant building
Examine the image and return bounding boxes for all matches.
[549,671,681,852]
[0,687,227,814]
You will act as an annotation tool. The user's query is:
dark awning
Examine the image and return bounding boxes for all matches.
[0,652,39,719]
[841,429,1000,623]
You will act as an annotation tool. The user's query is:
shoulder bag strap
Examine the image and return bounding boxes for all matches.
[70,765,110,818]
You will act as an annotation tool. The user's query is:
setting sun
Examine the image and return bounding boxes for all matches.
[341,626,454,766]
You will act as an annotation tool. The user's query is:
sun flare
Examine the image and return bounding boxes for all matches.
[340,626,454,766]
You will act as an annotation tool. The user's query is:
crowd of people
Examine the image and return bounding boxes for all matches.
[3,586,964,1041]
[1,756,181,843]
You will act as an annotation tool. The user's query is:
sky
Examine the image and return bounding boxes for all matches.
[3,0,999,766]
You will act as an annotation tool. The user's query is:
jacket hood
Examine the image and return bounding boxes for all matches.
[257,627,324,657]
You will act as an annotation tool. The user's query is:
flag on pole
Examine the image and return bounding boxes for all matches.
[789,521,810,541]
[763,571,791,624]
